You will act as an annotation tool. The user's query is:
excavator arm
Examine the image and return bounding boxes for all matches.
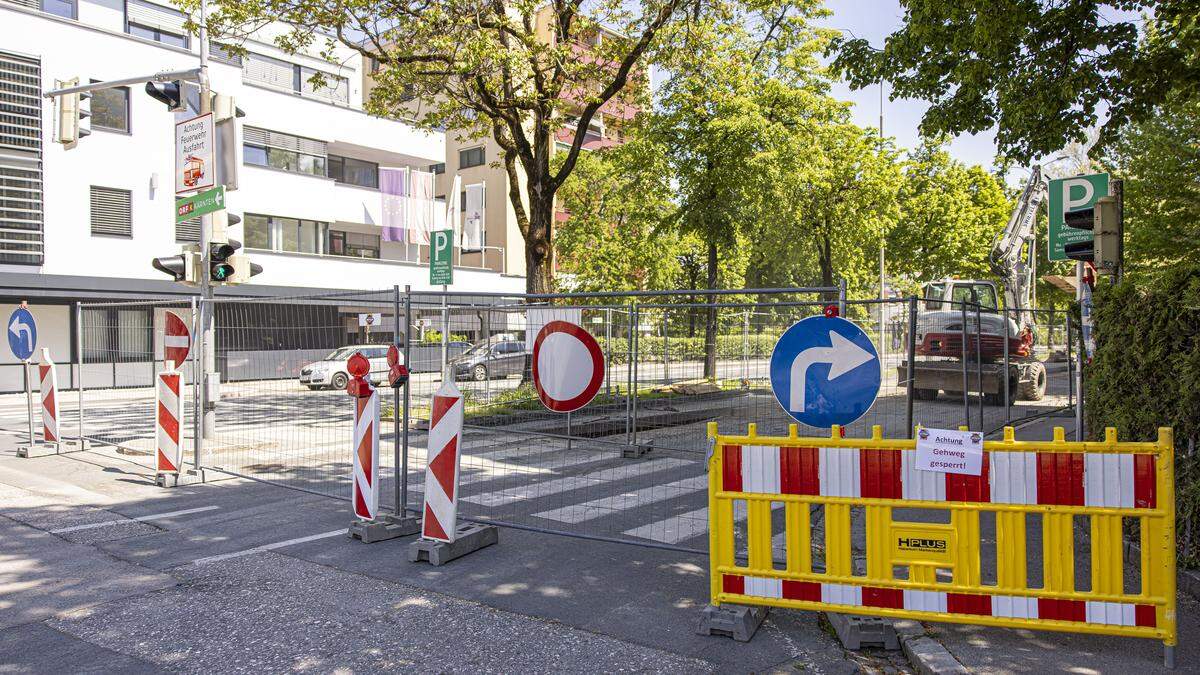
[988,165,1047,331]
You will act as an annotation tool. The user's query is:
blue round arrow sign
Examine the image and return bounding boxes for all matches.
[769,315,880,428]
[7,307,37,361]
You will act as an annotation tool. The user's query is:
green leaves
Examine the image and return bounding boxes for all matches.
[830,0,1197,163]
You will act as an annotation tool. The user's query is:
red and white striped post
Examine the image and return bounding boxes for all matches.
[347,352,380,521]
[155,368,183,475]
[421,378,464,542]
[37,348,59,448]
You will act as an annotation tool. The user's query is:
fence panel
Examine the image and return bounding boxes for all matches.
[79,299,198,458]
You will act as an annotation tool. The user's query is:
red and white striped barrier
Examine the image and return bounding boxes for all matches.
[720,443,1157,509]
[155,369,183,474]
[346,352,380,520]
[421,378,463,542]
[718,573,1159,628]
[37,348,59,445]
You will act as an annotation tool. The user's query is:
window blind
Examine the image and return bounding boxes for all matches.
[90,186,132,236]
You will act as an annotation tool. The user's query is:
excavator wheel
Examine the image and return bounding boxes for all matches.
[914,388,939,401]
[1018,361,1047,401]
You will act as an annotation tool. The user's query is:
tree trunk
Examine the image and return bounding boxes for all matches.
[523,178,555,296]
[818,228,835,303]
[703,239,718,379]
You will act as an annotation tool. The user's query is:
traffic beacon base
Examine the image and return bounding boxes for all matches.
[156,467,209,488]
[408,372,497,565]
[16,440,91,459]
[409,522,498,566]
[696,604,767,642]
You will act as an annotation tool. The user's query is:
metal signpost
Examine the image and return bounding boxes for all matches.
[768,315,881,429]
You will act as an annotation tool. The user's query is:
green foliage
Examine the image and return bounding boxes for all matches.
[886,138,1012,283]
[599,334,779,365]
[831,0,1200,163]
[1087,265,1200,565]
[421,330,468,345]
[1102,94,1200,281]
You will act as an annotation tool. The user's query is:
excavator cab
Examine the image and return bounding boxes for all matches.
[922,280,1000,312]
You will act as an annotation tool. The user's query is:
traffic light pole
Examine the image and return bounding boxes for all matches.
[197,0,216,443]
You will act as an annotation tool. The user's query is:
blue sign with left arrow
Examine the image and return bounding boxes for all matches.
[7,307,36,361]
[769,315,880,428]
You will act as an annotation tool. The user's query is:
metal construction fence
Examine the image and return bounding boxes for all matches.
[50,286,1078,554]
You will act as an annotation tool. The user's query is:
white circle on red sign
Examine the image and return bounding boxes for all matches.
[532,320,604,413]
[164,311,191,369]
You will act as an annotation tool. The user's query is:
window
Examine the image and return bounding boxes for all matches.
[458,146,484,169]
[90,186,132,237]
[328,155,378,189]
[176,216,200,242]
[0,50,43,265]
[40,0,75,18]
[82,308,151,362]
[244,213,325,253]
[125,0,190,48]
[91,83,130,133]
[242,53,349,104]
[429,162,445,175]
[328,230,379,258]
[243,127,327,177]
[211,43,243,67]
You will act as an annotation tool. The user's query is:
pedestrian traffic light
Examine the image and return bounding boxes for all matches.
[54,78,91,146]
[207,212,263,284]
[145,80,186,111]
[152,250,201,285]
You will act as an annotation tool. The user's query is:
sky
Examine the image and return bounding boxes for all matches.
[818,0,1003,172]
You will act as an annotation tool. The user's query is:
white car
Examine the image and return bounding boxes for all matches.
[299,345,400,390]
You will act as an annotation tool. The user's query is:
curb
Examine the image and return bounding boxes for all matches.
[894,620,969,675]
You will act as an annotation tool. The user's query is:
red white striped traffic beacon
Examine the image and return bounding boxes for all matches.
[346,351,381,521]
[37,348,59,447]
[155,366,184,475]
[421,375,464,542]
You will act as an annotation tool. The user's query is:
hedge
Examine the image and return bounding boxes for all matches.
[597,334,780,364]
[1086,264,1200,567]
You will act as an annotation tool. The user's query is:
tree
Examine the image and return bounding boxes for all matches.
[830,0,1200,163]
[206,0,705,293]
[885,139,1012,285]
[1103,94,1200,279]
[553,141,679,292]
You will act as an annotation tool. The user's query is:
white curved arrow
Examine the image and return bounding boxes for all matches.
[789,330,875,413]
[9,315,32,352]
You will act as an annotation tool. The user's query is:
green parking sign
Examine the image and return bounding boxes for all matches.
[1048,173,1108,261]
[430,229,454,286]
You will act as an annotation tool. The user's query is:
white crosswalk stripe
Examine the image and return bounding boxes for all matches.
[532,474,707,524]
[462,458,691,507]
[624,500,783,545]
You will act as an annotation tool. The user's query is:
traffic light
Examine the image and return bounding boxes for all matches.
[145,80,186,111]
[54,78,91,146]
[152,249,201,285]
[207,212,263,284]
[1062,200,1122,273]
[1063,206,1095,262]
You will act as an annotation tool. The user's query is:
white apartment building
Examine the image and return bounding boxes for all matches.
[0,0,525,390]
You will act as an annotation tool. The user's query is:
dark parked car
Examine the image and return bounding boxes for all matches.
[451,340,526,381]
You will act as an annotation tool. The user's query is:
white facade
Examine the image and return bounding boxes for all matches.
[0,0,524,293]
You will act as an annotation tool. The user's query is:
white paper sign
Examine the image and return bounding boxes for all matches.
[915,427,984,475]
[175,113,215,194]
[358,313,382,327]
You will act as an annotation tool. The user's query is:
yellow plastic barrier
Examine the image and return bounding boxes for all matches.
[706,422,1176,665]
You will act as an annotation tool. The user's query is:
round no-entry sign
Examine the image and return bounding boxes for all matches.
[164,311,191,369]
[532,320,604,413]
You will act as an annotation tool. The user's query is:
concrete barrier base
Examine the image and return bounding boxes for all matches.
[409,523,498,566]
[348,515,421,543]
[696,604,767,642]
[827,611,900,650]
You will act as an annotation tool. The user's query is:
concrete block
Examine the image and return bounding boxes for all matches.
[902,636,968,675]
[826,611,900,650]
[408,522,498,566]
[17,439,89,458]
[696,604,768,642]
[155,468,209,488]
[348,514,421,543]
[622,439,654,459]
